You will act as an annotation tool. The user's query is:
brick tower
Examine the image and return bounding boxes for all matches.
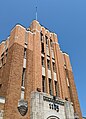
[0,20,82,119]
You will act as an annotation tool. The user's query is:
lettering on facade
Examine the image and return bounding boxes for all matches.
[43,96,64,112]
[43,96,64,105]
[49,103,59,112]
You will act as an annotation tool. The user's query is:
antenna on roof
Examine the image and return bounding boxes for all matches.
[36,6,38,21]
[35,0,38,21]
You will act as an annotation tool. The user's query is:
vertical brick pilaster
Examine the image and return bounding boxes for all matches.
[4,43,24,119]
[53,43,63,98]
[32,31,42,92]
[24,49,33,119]
[68,70,82,119]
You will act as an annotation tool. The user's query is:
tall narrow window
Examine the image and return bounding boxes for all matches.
[40,32,43,42]
[42,76,45,92]
[52,49,54,59]
[50,39,52,47]
[0,60,2,67]
[66,77,70,87]
[0,84,2,88]
[54,81,58,96]
[41,57,45,67]
[65,69,70,88]
[52,62,56,72]
[45,36,48,45]
[24,48,27,59]
[1,53,4,58]
[41,42,44,53]
[0,54,4,67]
[1,58,4,66]
[47,59,50,70]
[21,68,25,87]
[6,48,8,57]
[49,78,52,95]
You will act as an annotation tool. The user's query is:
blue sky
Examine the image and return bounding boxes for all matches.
[0,0,86,117]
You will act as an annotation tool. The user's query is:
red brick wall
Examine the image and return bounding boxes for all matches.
[0,20,83,119]
[3,43,24,119]
[68,70,82,119]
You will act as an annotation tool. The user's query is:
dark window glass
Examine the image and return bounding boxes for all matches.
[42,76,45,92]
[24,48,27,59]
[0,84,2,88]
[49,78,52,95]
[41,42,44,53]
[54,81,58,96]
[40,32,43,42]
[50,39,52,46]
[47,59,50,69]
[1,53,4,57]
[41,57,45,67]
[45,36,48,45]
[1,58,4,65]
[21,68,25,87]
[6,48,8,57]
[52,62,56,72]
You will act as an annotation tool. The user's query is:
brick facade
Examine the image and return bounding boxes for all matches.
[0,20,82,119]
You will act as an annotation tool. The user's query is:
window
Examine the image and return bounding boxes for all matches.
[52,62,56,72]
[54,81,58,96]
[1,58,4,65]
[0,60,2,68]
[6,49,8,53]
[1,53,4,58]
[0,84,2,88]
[65,69,70,87]
[21,68,25,87]
[52,49,54,58]
[41,42,44,53]
[42,76,45,92]
[6,48,8,57]
[47,116,59,119]
[41,57,45,67]
[45,36,48,45]
[1,53,4,66]
[64,63,67,69]
[47,59,50,69]
[24,48,27,59]
[66,77,70,87]
[50,39,52,47]
[49,78,52,95]
[46,46,49,56]
[40,32,43,42]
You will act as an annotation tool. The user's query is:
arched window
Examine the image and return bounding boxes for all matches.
[47,116,59,119]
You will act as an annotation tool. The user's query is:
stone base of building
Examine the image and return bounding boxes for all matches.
[30,91,75,119]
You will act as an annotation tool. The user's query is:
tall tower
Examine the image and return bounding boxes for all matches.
[0,20,82,119]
